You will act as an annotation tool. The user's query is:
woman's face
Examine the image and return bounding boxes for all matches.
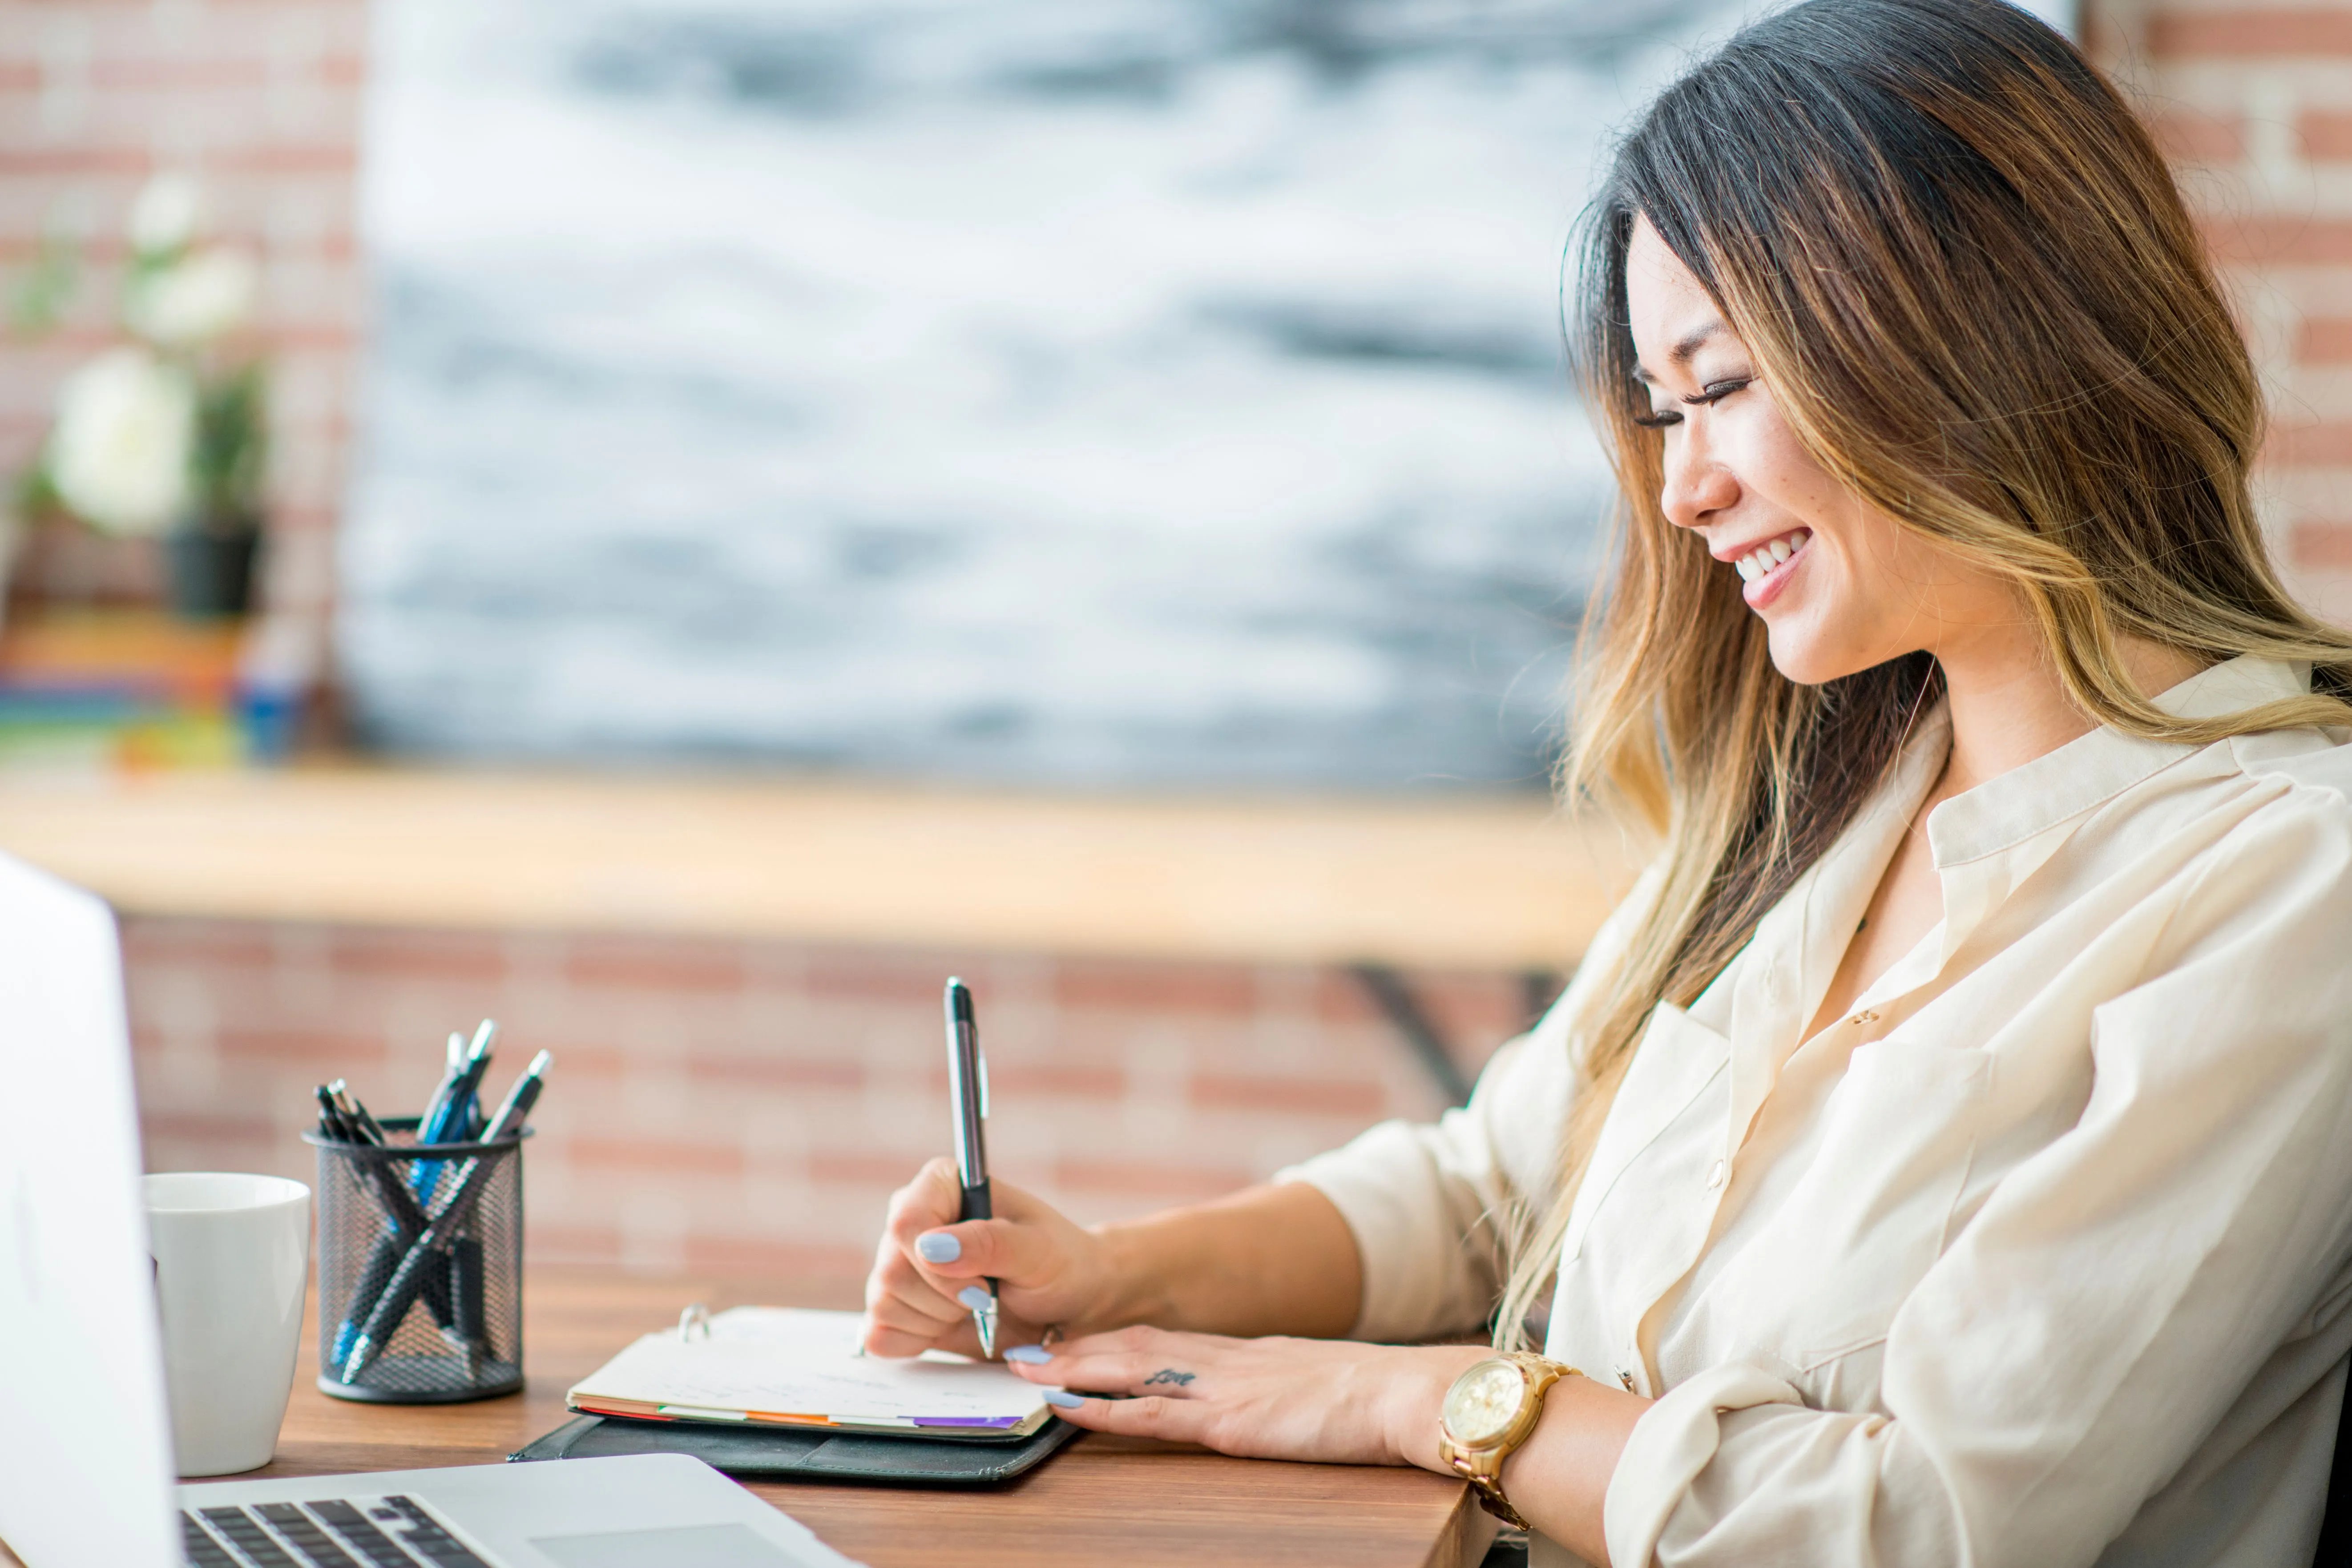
[1622,218,2021,685]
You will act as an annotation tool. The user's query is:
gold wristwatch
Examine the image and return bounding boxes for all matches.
[1436,1352,1578,1529]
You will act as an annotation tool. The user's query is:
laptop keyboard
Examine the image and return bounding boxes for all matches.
[183,1495,494,1568]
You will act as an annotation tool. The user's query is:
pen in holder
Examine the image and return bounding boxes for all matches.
[307,1117,528,1403]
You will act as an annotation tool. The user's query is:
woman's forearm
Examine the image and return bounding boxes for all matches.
[1390,1371,1647,1566]
[1089,1181,1363,1339]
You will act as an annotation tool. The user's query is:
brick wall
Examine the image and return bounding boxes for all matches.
[2093,0,2352,624]
[0,0,367,619]
[125,917,1541,1294]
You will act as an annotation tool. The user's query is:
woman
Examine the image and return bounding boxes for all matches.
[861,1,2352,1562]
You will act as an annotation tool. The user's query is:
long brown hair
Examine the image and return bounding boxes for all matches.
[1496,0,2352,1344]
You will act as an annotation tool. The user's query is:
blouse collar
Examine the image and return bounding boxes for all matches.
[1924,655,2311,873]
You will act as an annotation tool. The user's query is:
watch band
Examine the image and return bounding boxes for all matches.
[1439,1354,1577,1531]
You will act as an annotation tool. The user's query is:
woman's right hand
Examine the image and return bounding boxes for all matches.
[861,1157,1122,1358]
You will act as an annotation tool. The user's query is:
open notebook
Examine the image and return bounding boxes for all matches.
[566,1307,1057,1440]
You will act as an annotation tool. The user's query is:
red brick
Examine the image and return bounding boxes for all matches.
[2153,108,2243,166]
[2269,420,2352,467]
[1410,970,1540,1040]
[120,919,276,971]
[687,1055,864,1090]
[527,1224,624,1263]
[2303,110,2352,163]
[2151,10,2352,58]
[2297,318,2352,364]
[210,144,362,175]
[973,1063,1125,1099]
[1188,1072,1386,1118]
[2203,216,2352,266]
[89,59,272,91]
[680,1237,871,1287]
[565,935,746,992]
[1053,1158,1257,1201]
[327,927,508,983]
[1054,959,1258,1016]
[801,948,951,1004]
[543,1044,632,1080]
[215,1026,385,1068]
[141,1110,278,1144]
[0,147,154,175]
[808,1152,924,1187]
[2292,522,2352,569]
[145,1140,292,1178]
[569,1137,744,1178]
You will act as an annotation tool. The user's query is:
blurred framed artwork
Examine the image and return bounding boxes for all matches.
[344,0,1731,787]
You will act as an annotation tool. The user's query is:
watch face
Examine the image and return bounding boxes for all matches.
[1443,1359,1528,1446]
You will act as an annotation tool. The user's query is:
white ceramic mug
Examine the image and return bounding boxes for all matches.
[144,1172,311,1477]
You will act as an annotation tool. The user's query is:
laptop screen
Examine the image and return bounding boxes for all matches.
[0,853,181,1567]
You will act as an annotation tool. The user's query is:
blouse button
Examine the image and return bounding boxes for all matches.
[1705,1159,1727,1190]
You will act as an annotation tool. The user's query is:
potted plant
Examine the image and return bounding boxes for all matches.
[14,175,267,619]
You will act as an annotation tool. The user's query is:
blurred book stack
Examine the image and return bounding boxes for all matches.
[0,610,308,772]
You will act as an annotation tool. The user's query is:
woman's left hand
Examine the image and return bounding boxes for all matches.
[1002,1325,1491,1471]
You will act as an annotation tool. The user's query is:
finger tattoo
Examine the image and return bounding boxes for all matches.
[1142,1368,1195,1387]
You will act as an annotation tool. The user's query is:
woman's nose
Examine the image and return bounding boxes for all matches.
[1660,442,1740,532]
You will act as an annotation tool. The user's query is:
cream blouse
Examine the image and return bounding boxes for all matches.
[1283,657,2352,1568]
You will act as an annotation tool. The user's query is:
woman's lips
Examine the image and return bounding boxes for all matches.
[1737,528,1811,610]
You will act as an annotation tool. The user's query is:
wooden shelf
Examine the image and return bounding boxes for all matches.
[0,766,1640,970]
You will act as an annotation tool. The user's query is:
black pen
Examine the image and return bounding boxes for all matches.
[944,979,998,1358]
[341,1052,550,1383]
[314,1084,357,1142]
[322,1084,472,1369]
[330,1080,386,1145]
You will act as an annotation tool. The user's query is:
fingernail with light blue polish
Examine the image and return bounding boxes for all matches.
[916,1232,961,1264]
[958,1285,994,1311]
[1042,1389,1085,1409]
[1004,1344,1052,1365]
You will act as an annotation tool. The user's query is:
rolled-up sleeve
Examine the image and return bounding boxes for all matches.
[1602,804,2352,1568]
[1279,863,1661,1344]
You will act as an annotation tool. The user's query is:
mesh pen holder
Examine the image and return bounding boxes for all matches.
[307,1117,528,1403]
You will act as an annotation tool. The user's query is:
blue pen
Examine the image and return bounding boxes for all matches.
[411,1020,496,1202]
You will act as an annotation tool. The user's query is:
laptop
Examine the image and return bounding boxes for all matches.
[0,851,861,1568]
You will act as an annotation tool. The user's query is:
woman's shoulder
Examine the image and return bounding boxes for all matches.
[2223,720,2352,806]
[2145,724,2352,934]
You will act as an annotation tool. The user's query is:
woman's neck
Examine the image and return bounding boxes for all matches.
[1933,626,2208,800]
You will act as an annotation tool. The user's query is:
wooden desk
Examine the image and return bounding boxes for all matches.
[4,1268,1479,1568]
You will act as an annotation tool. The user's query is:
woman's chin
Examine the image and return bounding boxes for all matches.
[1763,623,1877,688]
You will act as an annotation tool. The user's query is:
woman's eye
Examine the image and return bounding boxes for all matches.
[1631,407,1683,429]
[1682,377,1752,407]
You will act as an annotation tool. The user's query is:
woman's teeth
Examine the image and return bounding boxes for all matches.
[1734,529,1811,583]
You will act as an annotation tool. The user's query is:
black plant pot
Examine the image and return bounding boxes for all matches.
[165,522,261,620]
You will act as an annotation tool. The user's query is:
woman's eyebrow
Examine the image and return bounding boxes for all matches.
[1633,319,1728,384]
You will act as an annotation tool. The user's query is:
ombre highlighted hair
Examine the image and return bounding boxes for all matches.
[1495,0,2352,1345]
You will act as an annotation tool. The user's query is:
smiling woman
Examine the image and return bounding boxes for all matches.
[857,4,2352,1565]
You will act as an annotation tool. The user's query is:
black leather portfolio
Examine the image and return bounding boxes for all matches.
[508,1412,1081,1486]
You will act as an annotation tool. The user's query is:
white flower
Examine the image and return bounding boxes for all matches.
[126,247,258,347]
[48,347,196,536]
[128,174,203,258]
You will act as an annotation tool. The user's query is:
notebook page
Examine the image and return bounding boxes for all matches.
[568,1307,1050,1427]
